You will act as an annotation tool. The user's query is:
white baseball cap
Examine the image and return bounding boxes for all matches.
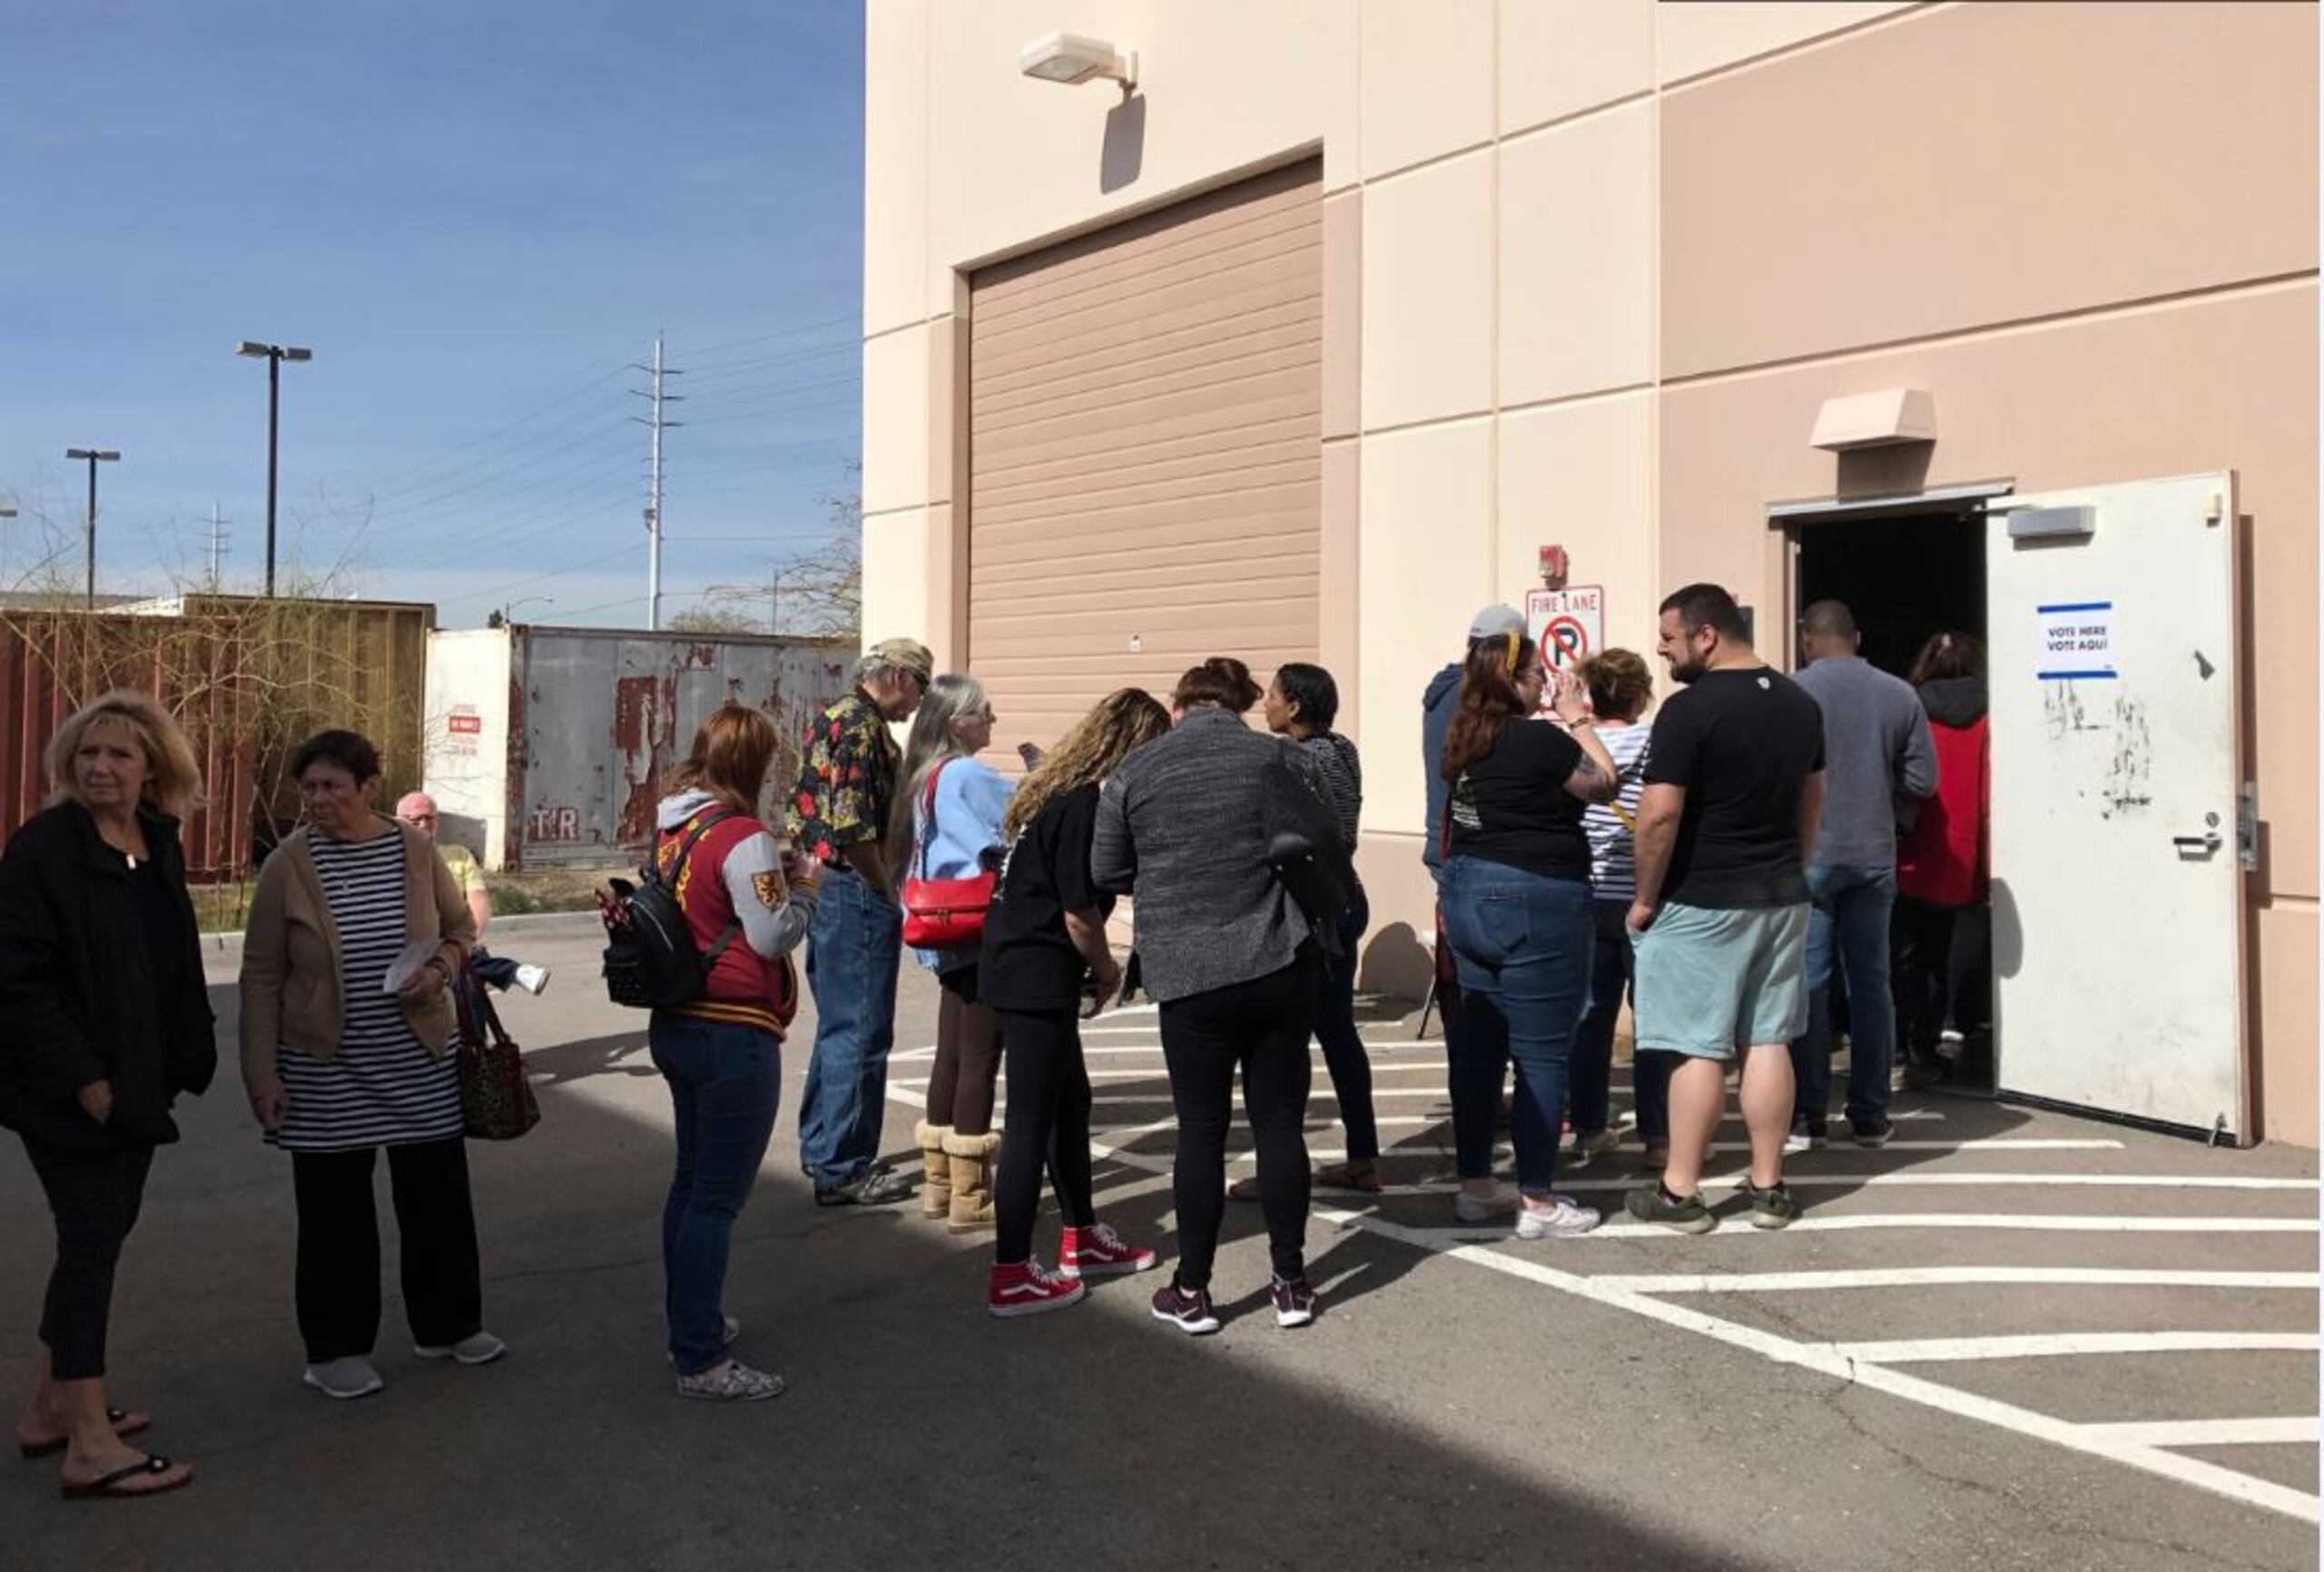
[1465,604,1526,641]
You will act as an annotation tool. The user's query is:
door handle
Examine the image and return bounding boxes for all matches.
[2172,831,2222,855]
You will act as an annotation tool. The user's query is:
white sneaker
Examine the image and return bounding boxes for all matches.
[413,1331,507,1366]
[1454,1184,1519,1223]
[514,964,552,995]
[1513,1195,1601,1240]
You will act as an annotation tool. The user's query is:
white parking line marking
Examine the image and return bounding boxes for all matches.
[1395,1215,2320,1243]
[1520,1173,2322,1194]
[1201,1138,2123,1159]
[1827,1333,2321,1363]
[2079,1417,2319,1448]
[1579,1267,2321,1294]
[1315,1206,2321,1524]
[884,1063,2320,1522]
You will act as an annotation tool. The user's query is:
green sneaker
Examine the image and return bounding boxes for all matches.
[1623,1184,1718,1234]
[1741,1180,1801,1231]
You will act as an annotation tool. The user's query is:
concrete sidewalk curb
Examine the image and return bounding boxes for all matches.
[199,906,606,956]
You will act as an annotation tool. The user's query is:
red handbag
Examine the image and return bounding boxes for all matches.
[900,763,996,948]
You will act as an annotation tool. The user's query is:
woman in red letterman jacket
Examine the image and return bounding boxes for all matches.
[647,703,818,1402]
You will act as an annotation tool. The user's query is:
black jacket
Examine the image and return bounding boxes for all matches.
[0,801,216,1150]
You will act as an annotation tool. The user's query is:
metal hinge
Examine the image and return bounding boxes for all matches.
[2237,781,2259,872]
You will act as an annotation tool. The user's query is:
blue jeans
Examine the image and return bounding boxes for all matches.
[1440,857,1592,1195]
[1790,864,1898,1127]
[1571,899,1672,1144]
[797,865,903,1189]
[650,1015,781,1376]
[1315,887,1376,1163]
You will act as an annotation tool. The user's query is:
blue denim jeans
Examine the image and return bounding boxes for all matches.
[649,1015,781,1376]
[1314,887,1377,1163]
[1440,856,1592,1195]
[797,865,903,1189]
[1790,863,1898,1127]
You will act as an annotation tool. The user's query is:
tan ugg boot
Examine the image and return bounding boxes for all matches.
[940,1129,1001,1235]
[916,1122,953,1220]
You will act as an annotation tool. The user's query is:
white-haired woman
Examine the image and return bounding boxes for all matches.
[889,674,1015,1233]
[0,691,215,1498]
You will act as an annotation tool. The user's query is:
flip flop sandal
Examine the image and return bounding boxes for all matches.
[1315,1163,1384,1194]
[61,1453,190,1500]
[20,1409,148,1459]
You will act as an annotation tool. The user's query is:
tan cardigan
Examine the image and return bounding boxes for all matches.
[239,819,477,1095]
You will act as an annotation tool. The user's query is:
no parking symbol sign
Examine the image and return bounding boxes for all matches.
[1525,585,1605,673]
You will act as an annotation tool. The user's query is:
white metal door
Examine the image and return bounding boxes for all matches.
[1985,472,2246,1138]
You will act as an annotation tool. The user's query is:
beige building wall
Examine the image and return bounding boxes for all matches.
[859,1,2318,1142]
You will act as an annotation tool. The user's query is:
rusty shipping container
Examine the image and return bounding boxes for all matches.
[423,625,852,870]
[0,599,432,879]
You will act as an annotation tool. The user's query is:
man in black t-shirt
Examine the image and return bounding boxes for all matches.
[1622,585,1826,1234]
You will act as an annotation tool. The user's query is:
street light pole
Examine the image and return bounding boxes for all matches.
[238,340,313,597]
[64,448,121,611]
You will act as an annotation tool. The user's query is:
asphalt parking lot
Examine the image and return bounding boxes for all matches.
[2,912,2314,1571]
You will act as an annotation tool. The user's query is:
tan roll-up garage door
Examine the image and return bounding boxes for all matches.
[967,158,1322,753]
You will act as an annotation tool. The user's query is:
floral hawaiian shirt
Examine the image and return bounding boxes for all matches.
[786,688,900,864]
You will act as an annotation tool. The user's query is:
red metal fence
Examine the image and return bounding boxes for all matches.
[0,602,428,879]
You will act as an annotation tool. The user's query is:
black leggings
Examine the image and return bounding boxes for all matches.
[22,1137,154,1381]
[992,1007,1096,1265]
[291,1136,482,1363]
[1160,952,1319,1292]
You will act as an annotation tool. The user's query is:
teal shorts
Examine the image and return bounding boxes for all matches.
[1631,899,1809,1060]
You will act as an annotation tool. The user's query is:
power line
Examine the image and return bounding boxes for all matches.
[357,362,632,500]
[670,311,862,363]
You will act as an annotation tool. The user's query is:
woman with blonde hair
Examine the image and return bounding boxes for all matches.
[647,703,818,1400]
[2,692,214,1497]
[241,729,487,1402]
[978,689,1170,1316]
[886,675,1014,1233]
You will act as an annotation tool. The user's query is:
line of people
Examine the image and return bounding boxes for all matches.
[0,591,1994,1476]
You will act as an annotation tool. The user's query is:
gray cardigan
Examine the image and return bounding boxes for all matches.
[1092,708,1321,1003]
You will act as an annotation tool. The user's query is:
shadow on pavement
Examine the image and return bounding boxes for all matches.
[2,978,1787,1572]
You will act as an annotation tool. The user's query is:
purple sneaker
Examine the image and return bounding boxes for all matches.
[1270,1274,1318,1328]
[1149,1283,1220,1336]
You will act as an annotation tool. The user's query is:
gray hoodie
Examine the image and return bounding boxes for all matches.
[1421,663,1462,872]
[655,789,817,959]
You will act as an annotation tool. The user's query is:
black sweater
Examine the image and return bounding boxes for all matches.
[0,802,216,1151]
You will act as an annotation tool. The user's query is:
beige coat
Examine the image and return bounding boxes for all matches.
[238,819,477,1095]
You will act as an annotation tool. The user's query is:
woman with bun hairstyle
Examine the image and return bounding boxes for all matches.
[1093,657,1338,1336]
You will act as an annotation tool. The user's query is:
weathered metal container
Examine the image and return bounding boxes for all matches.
[423,626,852,870]
[0,597,433,879]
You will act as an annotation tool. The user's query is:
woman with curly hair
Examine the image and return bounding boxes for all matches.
[978,689,1171,1317]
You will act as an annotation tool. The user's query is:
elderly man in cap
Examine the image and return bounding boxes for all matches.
[788,637,934,1205]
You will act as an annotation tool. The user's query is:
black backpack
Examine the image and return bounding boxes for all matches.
[600,810,743,1009]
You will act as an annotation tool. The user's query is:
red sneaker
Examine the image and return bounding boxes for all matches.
[987,1259,1088,1319]
[1060,1223,1158,1279]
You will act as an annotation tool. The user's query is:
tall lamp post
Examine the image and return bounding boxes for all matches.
[237,340,313,596]
[64,448,121,610]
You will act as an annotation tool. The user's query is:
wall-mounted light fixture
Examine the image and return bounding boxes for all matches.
[1019,32,1137,90]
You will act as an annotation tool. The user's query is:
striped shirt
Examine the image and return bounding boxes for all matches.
[1581,722,1652,902]
[272,830,462,1152]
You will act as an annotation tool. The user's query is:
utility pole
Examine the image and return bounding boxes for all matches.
[205,503,231,591]
[630,335,684,631]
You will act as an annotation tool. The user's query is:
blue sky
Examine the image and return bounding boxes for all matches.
[0,0,863,628]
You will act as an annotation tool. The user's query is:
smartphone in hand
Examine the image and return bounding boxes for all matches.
[1018,742,1045,769]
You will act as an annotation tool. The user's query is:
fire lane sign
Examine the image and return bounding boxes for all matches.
[1525,585,1605,673]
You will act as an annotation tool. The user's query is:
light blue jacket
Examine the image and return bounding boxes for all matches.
[907,755,1013,972]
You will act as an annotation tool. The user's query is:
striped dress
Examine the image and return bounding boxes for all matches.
[271,830,463,1153]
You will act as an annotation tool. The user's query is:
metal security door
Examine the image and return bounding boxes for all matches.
[1984,473,2246,1138]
